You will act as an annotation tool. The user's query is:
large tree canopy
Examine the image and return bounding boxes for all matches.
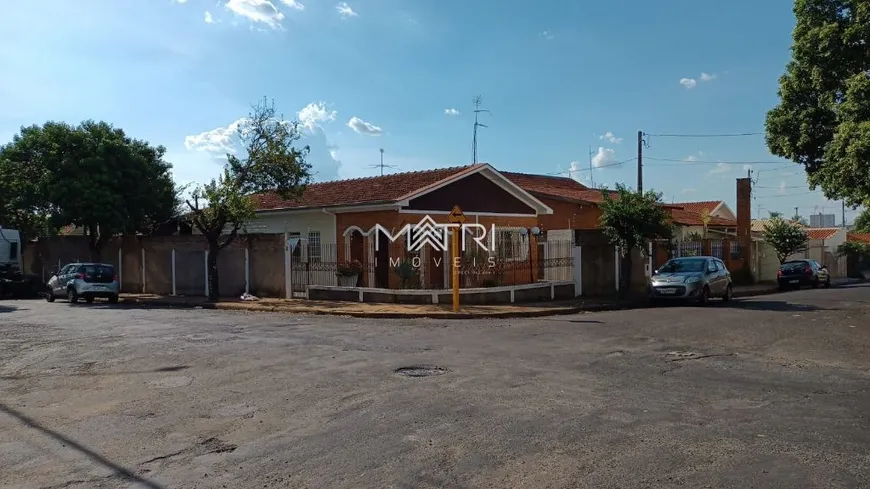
[598,184,673,297]
[186,98,311,301]
[765,0,870,206]
[0,121,177,257]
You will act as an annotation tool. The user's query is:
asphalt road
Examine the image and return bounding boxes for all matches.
[1,284,869,489]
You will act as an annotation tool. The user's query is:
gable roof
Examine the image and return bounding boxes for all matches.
[252,164,552,214]
[501,172,623,204]
[847,232,870,244]
[673,200,725,215]
[670,208,736,227]
[806,227,840,240]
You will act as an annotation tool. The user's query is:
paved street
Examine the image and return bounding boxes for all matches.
[1,285,869,489]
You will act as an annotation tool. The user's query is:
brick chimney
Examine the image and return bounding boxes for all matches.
[736,177,751,261]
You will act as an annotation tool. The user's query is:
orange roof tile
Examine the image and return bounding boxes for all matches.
[847,232,870,244]
[669,208,736,227]
[673,200,724,215]
[251,165,481,210]
[806,228,840,240]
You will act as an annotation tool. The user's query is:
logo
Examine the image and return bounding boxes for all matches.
[373,215,496,253]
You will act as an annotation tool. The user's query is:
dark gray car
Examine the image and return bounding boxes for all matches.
[648,256,732,305]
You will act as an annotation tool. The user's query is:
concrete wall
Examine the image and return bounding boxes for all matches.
[24,234,287,298]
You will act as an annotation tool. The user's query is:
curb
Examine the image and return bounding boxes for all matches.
[118,281,864,319]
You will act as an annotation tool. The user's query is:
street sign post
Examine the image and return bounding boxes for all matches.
[447,206,465,312]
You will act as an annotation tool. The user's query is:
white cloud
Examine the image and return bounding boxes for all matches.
[204,11,215,23]
[347,116,383,136]
[280,0,305,10]
[567,161,588,183]
[184,118,247,153]
[683,151,705,162]
[225,0,303,29]
[174,0,188,3]
[540,30,554,40]
[700,72,716,82]
[681,188,696,194]
[591,147,616,168]
[336,2,357,17]
[742,164,753,173]
[297,102,337,133]
[778,181,787,195]
[599,131,622,144]
[444,108,460,116]
[680,77,698,89]
[709,162,730,174]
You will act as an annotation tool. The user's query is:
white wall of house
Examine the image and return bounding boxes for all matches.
[243,210,337,244]
[712,204,735,221]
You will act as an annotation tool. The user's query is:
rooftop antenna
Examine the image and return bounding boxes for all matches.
[368,148,398,176]
[588,145,595,188]
[472,95,490,164]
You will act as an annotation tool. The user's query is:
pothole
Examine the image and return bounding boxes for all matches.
[395,365,448,377]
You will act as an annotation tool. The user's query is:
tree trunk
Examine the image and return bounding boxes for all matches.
[207,241,220,301]
[619,249,633,299]
[87,232,102,262]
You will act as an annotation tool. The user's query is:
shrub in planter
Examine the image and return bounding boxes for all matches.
[336,260,363,286]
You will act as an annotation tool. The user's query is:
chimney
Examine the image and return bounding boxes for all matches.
[736,177,751,260]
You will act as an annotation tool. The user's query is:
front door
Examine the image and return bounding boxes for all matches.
[375,232,390,288]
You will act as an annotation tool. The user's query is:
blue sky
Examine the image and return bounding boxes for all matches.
[0,0,860,224]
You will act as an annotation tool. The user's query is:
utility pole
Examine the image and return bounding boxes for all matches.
[379,148,385,175]
[842,200,846,228]
[472,96,490,164]
[636,130,645,193]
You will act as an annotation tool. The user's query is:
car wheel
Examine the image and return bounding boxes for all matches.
[698,286,710,306]
[108,295,119,304]
[824,277,831,288]
[722,284,733,302]
[67,288,78,304]
[45,287,55,302]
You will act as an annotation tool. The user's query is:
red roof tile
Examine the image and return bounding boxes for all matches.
[669,208,736,227]
[806,228,840,240]
[673,200,724,215]
[847,232,870,244]
[251,165,481,210]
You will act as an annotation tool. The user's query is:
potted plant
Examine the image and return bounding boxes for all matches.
[336,260,363,287]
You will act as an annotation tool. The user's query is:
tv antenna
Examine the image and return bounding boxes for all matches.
[472,95,490,164]
[368,148,398,176]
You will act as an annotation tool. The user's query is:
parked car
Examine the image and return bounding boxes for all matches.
[777,259,830,290]
[45,262,120,304]
[648,256,733,305]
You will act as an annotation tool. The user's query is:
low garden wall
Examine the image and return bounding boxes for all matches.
[307,281,575,305]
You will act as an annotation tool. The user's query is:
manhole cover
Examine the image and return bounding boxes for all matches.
[395,366,448,377]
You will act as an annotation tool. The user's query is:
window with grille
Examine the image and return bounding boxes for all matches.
[494,228,528,261]
[307,232,321,263]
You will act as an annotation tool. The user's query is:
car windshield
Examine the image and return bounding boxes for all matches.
[79,264,114,278]
[781,261,807,272]
[658,258,706,273]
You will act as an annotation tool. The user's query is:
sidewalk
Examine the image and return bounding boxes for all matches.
[113,281,827,319]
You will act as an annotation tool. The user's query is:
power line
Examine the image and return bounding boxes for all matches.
[644,131,763,138]
[643,156,785,165]
[550,157,636,177]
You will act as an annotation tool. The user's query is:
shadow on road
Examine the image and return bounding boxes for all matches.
[724,299,825,312]
[0,365,190,381]
[0,403,165,489]
[0,305,15,313]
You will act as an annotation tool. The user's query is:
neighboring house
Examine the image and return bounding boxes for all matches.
[673,200,737,221]
[753,224,848,281]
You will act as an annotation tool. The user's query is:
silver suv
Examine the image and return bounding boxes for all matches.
[46,262,120,304]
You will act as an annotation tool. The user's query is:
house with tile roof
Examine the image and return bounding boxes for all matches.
[668,200,738,239]
[247,163,561,293]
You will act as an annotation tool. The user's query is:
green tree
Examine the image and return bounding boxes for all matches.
[762,216,809,263]
[852,207,870,232]
[185,98,311,301]
[598,184,673,298]
[768,211,783,219]
[0,121,176,258]
[765,0,870,207]
[792,213,809,226]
